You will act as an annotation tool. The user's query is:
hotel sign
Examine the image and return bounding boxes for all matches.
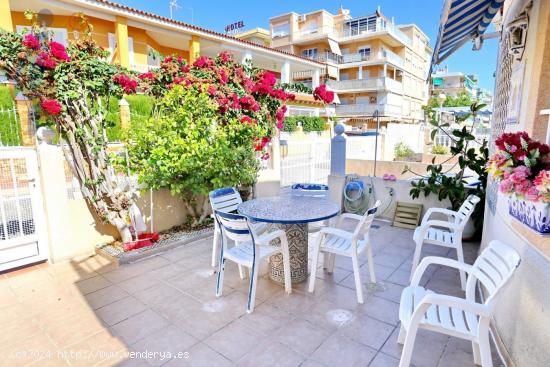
[225,21,245,34]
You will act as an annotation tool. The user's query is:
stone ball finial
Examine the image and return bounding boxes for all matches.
[334,123,345,135]
[36,126,56,145]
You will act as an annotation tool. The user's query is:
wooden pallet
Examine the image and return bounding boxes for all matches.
[392,202,423,229]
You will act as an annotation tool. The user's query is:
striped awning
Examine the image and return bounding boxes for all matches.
[431,0,505,67]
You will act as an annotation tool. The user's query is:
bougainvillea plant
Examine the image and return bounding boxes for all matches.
[486,131,550,202]
[128,52,301,226]
[0,13,140,243]
[137,51,296,159]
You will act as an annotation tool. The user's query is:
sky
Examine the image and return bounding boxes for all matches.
[116,0,499,91]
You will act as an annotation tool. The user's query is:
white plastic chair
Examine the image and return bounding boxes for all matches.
[209,187,265,268]
[411,195,481,290]
[398,240,520,367]
[214,210,291,313]
[309,200,381,304]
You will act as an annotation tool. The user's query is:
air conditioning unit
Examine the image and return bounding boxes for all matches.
[298,14,307,22]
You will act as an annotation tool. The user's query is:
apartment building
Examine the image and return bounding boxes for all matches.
[269,6,432,125]
[430,67,479,98]
[1,0,326,116]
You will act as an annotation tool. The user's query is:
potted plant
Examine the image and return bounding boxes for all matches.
[487,132,550,234]
[404,102,489,238]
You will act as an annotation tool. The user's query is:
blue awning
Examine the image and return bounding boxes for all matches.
[431,0,504,68]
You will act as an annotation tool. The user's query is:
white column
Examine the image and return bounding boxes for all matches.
[393,67,396,80]
[242,52,252,66]
[383,64,387,78]
[312,68,321,89]
[358,66,363,80]
[281,61,290,83]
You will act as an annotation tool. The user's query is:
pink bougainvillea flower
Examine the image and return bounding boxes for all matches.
[229,93,241,110]
[36,52,57,69]
[218,51,232,64]
[22,34,40,50]
[275,105,287,128]
[49,41,70,61]
[509,165,531,184]
[239,95,259,112]
[180,65,190,73]
[112,74,138,94]
[138,71,156,80]
[240,116,256,125]
[193,55,214,68]
[254,136,271,151]
[41,99,62,115]
[261,152,270,160]
[218,69,229,85]
[313,84,335,104]
[207,84,217,96]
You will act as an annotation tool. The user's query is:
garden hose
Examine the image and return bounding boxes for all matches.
[343,175,371,215]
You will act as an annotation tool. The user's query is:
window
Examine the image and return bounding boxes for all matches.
[344,15,378,36]
[272,22,290,38]
[358,47,371,60]
[17,26,68,46]
[301,48,318,59]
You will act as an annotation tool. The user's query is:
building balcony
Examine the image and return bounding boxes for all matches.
[327,77,403,93]
[340,49,404,67]
[336,103,402,117]
[338,23,412,47]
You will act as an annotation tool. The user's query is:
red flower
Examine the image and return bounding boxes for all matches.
[207,85,217,96]
[261,152,270,160]
[218,69,229,85]
[113,74,138,94]
[173,76,191,86]
[22,34,40,50]
[218,51,232,64]
[313,84,335,104]
[164,56,173,63]
[138,72,156,80]
[49,41,70,61]
[41,99,62,115]
[240,116,256,125]
[36,52,57,69]
[230,93,241,110]
[181,65,190,73]
[239,95,259,112]
[276,105,287,129]
[254,136,271,151]
[252,71,277,95]
[193,55,214,68]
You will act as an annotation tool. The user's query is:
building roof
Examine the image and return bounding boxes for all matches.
[73,0,325,66]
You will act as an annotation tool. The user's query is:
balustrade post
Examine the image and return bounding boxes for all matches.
[330,124,346,176]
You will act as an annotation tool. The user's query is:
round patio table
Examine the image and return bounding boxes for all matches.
[238,196,340,284]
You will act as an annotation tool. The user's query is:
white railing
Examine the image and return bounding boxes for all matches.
[336,103,403,117]
[327,77,402,92]
[280,137,331,186]
[130,64,160,73]
[295,25,336,41]
[338,22,411,47]
[340,50,404,67]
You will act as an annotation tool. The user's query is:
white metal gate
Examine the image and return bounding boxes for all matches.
[280,139,331,187]
[0,148,47,272]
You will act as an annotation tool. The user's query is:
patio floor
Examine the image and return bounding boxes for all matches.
[0,221,503,367]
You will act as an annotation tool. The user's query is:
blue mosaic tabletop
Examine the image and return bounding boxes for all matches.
[238,196,340,224]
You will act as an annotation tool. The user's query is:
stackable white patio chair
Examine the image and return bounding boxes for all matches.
[208,187,266,269]
[309,200,381,304]
[290,183,330,232]
[411,195,481,290]
[398,240,520,367]
[214,210,291,313]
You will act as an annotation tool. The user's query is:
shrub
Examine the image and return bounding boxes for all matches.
[283,116,325,133]
[127,86,261,226]
[394,142,414,159]
[431,144,449,155]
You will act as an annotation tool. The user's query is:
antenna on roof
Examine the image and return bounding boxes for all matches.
[169,0,182,19]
